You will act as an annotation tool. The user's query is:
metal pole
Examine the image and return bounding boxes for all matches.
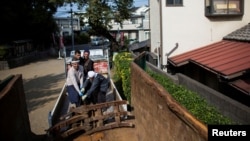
[157,42,160,68]
[70,3,74,51]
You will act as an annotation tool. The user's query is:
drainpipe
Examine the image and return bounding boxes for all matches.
[157,42,161,68]
[166,43,178,71]
[159,0,163,68]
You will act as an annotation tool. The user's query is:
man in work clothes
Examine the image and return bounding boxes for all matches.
[66,58,84,107]
[82,50,94,81]
[81,71,110,104]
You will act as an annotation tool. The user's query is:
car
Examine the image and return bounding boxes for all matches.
[128,39,138,45]
[91,37,104,46]
[103,38,110,44]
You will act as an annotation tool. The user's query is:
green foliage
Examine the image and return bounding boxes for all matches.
[0,45,7,60]
[64,0,134,46]
[113,52,133,102]
[146,69,235,125]
[0,0,58,46]
[112,52,234,124]
[75,32,90,44]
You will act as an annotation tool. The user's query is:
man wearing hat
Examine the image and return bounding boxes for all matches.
[81,71,110,104]
[66,57,84,107]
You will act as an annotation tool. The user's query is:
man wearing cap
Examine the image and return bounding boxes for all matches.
[66,57,84,107]
[81,71,109,104]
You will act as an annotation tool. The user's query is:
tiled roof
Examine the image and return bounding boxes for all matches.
[168,40,250,79]
[223,23,250,42]
[168,23,250,95]
[229,78,250,95]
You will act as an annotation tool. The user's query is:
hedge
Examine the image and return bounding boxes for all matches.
[146,69,235,125]
[113,51,234,124]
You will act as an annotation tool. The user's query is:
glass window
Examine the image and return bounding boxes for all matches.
[205,0,243,16]
[166,0,183,6]
[131,18,138,24]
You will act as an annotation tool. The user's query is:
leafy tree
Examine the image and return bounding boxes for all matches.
[51,0,134,50]
[0,0,58,48]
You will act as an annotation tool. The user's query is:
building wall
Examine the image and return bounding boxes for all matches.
[109,6,150,42]
[149,0,161,56]
[150,0,250,65]
[54,17,81,35]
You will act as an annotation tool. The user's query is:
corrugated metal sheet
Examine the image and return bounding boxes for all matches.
[229,78,250,96]
[168,40,250,79]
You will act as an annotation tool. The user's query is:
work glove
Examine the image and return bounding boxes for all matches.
[81,88,85,93]
[79,92,83,97]
[81,94,87,101]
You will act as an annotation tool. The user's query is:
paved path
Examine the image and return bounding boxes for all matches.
[0,57,137,140]
[0,57,66,135]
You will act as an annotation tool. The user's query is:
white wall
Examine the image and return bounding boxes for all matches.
[109,6,150,42]
[150,0,250,66]
[149,0,161,55]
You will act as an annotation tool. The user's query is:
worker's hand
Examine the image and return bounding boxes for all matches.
[79,92,83,97]
[81,95,87,101]
[81,88,85,93]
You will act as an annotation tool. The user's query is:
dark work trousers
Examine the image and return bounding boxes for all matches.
[98,91,106,103]
[88,91,106,104]
[67,85,81,107]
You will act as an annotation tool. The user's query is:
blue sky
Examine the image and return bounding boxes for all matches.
[54,0,148,17]
[134,0,148,7]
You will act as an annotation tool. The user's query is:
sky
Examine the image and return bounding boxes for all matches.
[134,0,148,7]
[54,0,148,17]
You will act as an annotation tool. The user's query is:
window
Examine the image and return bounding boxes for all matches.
[131,18,138,24]
[166,0,183,6]
[205,0,244,16]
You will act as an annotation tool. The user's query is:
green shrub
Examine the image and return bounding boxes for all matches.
[113,53,235,124]
[113,52,133,102]
[146,69,235,125]
[75,32,90,44]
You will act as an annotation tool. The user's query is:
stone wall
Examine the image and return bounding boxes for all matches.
[0,50,51,70]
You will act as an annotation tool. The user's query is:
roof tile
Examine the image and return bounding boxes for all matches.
[223,23,250,42]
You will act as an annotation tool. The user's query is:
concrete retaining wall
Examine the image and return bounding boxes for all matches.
[131,62,207,141]
[177,73,250,124]
[146,61,250,124]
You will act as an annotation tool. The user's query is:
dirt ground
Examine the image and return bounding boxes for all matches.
[0,57,137,141]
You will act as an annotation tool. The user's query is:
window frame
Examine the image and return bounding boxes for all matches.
[205,0,244,17]
[166,0,183,7]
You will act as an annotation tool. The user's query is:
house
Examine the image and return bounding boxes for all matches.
[149,0,250,67]
[54,16,81,36]
[109,5,150,44]
[53,5,149,46]
[167,23,250,107]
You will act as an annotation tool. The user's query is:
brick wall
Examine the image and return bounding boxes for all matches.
[131,62,207,141]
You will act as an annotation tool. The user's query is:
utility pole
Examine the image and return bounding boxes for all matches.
[70,2,74,51]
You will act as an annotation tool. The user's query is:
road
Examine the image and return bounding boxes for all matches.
[0,57,66,136]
